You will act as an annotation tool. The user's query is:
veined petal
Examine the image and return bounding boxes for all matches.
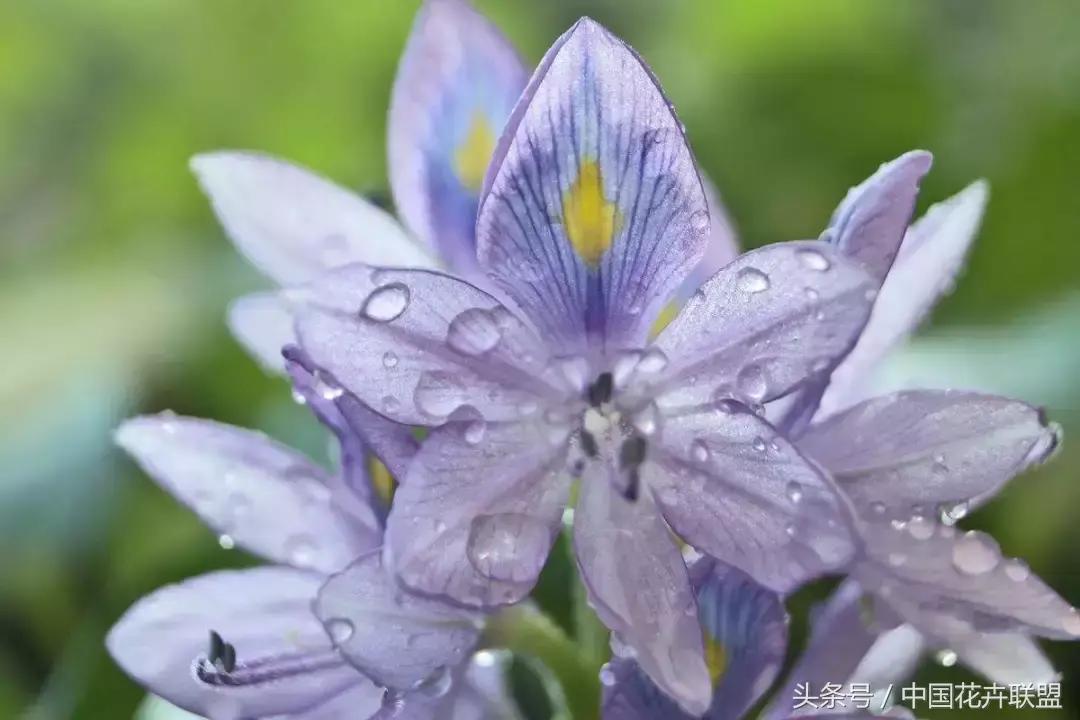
[292,265,557,426]
[653,242,876,410]
[386,420,571,607]
[950,632,1057,686]
[314,551,480,690]
[227,292,296,374]
[476,18,710,353]
[191,152,435,285]
[575,461,712,716]
[692,559,789,720]
[284,346,418,514]
[107,567,379,720]
[283,683,388,720]
[115,414,377,573]
[818,181,988,417]
[601,658,691,720]
[799,391,1060,521]
[672,172,741,303]
[389,0,527,274]
[855,522,1080,640]
[824,151,933,282]
[649,400,856,592]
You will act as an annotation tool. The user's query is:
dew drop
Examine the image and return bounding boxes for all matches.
[382,351,399,369]
[466,513,550,583]
[786,481,803,504]
[951,531,1000,576]
[415,666,453,699]
[797,248,830,271]
[939,501,969,526]
[463,420,486,445]
[413,371,468,417]
[637,348,669,374]
[752,436,767,453]
[599,664,616,687]
[804,287,820,301]
[447,308,502,355]
[888,552,907,567]
[218,534,235,550]
[325,618,355,644]
[935,649,958,667]
[633,403,661,436]
[361,283,410,322]
[736,364,768,402]
[1004,559,1030,582]
[870,501,887,516]
[291,389,308,406]
[908,515,935,541]
[690,439,710,463]
[736,267,770,293]
[690,210,710,232]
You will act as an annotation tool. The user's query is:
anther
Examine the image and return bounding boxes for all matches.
[581,431,599,458]
[587,372,614,407]
[208,630,225,665]
[221,643,237,673]
[619,436,647,470]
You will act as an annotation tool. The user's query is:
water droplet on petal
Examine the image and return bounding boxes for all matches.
[752,436,767,453]
[633,403,661,436]
[361,283,410,322]
[804,287,820,301]
[797,248,830,271]
[382,351,399,369]
[690,210,710,232]
[737,267,770,293]
[870,501,887,515]
[599,664,616,687]
[690,439,710,463]
[326,618,355,644]
[612,352,641,388]
[414,666,453,699]
[786,481,803,504]
[637,348,668,374]
[467,513,551,583]
[736,364,768,402]
[908,515,935,541]
[291,389,308,405]
[463,420,486,445]
[935,649,958,667]
[951,531,1001,576]
[447,308,502,355]
[940,501,969,525]
[285,534,319,567]
[218,534,235,550]
[1004,558,1030,582]
[413,371,468,418]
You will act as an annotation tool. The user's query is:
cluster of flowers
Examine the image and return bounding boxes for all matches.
[107,1,1075,718]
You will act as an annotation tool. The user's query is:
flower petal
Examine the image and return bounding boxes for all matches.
[284,683,387,720]
[575,461,712,716]
[672,172,741,303]
[824,150,933,282]
[648,400,855,592]
[856,522,1080,640]
[115,414,377,573]
[107,567,378,719]
[818,180,988,417]
[192,152,435,285]
[389,0,527,274]
[314,550,480,690]
[949,632,1057,686]
[292,265,557,426]
[285,346,419,497]
[227,292,296,374]
[386,419,571,607]
[692,559,789,719]
[798,391,1061,521]
[601,658,691,720]
[476,18,710,353]
[653,242,876,410]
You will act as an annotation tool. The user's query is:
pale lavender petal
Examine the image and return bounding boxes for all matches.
[798,391,1061,521]
[768,580,921,718]
[191,152,434,285]
[386,419,571,607]
[107,567,377,719]
[476,18,709,352]
[283,682,386,720]
[115,414,378,573]
[653,242,876,410]
[575,461,712,716]
[692,559,789,719]
[285,346,418,498]
[292,265,556,426]
[950,632,1057,685]
[314,550,480,690]
[601,658,690,720]
[389,0,527,274]
[824,150,933,282]
[855,521,1080,640]
[818,181,988,417]
[648,400,855,592]
[673,172,741,302]
[227,292,296,374]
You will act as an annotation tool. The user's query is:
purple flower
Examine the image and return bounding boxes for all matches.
[107,406,513,719]
[292,17,881,714]
[761,153,1077,688]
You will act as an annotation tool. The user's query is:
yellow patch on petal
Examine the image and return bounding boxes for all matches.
[563,160,621,267]
[454,112,497,192]
[704,635,728,684]
[649,301,679,338]
[369,457,396,504]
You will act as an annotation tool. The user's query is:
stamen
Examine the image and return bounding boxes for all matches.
[221,643,236,673]
[208,630,225,665]
[195,647,344,688]
[587,372,614,407]
[581,430,599,458]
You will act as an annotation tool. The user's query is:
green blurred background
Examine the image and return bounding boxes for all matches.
[1,1,1078,718]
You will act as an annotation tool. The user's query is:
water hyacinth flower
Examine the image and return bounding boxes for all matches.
[758,153,1078,688]
[107,366,517,719]
[292,17,884,714]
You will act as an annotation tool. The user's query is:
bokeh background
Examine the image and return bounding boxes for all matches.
[2,0,1078,718]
